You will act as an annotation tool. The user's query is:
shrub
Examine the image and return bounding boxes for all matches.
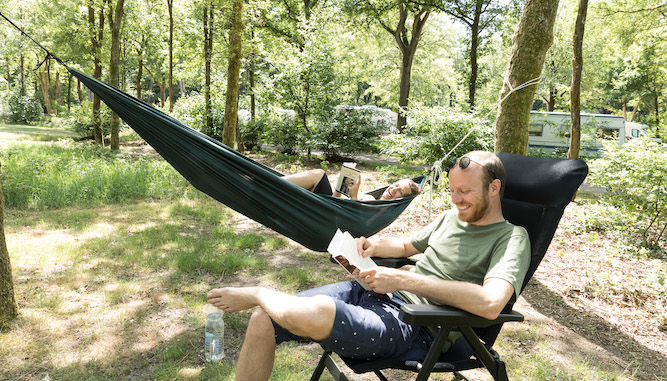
[262,108,300,154]
[8,92,43,124]
[66,101,112,139]
[380,106,493,166]
[171,92,225,141]
[308,106,382,159]
[588,140,667,252]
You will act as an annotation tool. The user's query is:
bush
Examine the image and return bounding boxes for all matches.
[588,140,667,252]
[66,101,112,139]
[8,92,43,124]
[308,106,382,159]
[171,92,225,140]
[380,106,493,166]
[262,108,301,154]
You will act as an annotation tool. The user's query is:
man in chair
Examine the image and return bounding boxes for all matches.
[208,151,530,380]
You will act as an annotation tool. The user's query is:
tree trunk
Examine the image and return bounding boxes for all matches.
[19,53,25,96]
[390,5,429,132]
[223,0,244,149]
[136,49,143,100]
[495,0,559,154]
[89,1,104,145]
[204,1,213,132]
[468,2,482,109]
[249,31,256,122]
[0,160,19,331]
[77,79,83,102]
[54,71,61,111]
[568,0,588,160]
[167,0,174,112]
[108,0,125,150]
[38,70,53,116]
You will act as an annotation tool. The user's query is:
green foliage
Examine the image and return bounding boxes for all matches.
[380,106,493,165]
[8,92,43,124]
[65,101,112,139]
[588,140,667,252]
[308,106,381,159]
[171,91,226,140]
[1,142,188,209]
[261,108,301,154]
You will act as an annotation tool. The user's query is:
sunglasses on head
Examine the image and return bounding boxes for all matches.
[445,156,498,179]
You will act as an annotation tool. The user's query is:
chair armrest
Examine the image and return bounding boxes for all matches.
[371,257,416,268]
[398,304,524,328]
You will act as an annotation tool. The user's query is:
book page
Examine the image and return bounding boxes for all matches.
[327,229,376,290]
[334,163,360,197]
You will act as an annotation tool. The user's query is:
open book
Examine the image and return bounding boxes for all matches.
[334,163,360,197]
[327,229,377,290]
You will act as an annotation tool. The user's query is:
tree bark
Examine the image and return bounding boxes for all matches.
[0,160,19,331]
[495,0,559,154]
[167,0,174,112]
[108,0,125,150]
[19,53,25,96]
[386,4,429,132]
[223,0,245,149]
[89,0,104,145]
[136,49,143,100]
[204,1,213,132]
[568,0,588,159]
[37,70,53,116]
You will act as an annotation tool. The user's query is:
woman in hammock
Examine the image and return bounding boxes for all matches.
[283,169,420,201]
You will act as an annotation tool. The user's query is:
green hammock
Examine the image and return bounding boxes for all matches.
[68,68,425,252]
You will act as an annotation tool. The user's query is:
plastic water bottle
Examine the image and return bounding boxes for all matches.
[205,305,225,362]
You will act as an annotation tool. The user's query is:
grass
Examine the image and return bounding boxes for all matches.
[0,122,661,380]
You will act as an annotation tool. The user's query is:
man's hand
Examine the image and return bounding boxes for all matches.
[356,236,374,257]
[358,267,404,294]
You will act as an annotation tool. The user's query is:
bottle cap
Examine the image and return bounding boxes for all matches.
[206,303,223,317]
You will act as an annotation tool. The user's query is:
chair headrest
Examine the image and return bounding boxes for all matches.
[496,152,589,207]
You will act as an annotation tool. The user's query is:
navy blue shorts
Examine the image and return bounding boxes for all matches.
[272,281,434,361]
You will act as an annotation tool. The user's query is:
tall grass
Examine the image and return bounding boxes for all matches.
[1,142,191,209]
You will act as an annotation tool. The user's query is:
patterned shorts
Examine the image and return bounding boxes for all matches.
[272,281,434,361]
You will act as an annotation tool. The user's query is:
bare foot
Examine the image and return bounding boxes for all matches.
[207,287,261,312]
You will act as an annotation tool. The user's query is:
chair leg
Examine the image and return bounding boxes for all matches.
[373,370,390,381]
[311,350,350,381]
[459,327,509,381]
[453,371,472,381]
[415,327,452,381]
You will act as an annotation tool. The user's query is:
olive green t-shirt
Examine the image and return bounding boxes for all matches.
[397,210,530,307]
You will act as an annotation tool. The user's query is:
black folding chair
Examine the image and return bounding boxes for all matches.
[311,152,589,381]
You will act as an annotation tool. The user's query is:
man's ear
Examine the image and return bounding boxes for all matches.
[488,179,502,196]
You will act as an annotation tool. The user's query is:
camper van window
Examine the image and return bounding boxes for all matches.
[529,123,544,137]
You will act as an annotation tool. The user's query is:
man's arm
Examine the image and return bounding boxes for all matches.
[356,236,420,258]
[358,267,515,320]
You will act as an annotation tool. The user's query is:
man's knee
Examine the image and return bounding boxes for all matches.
[247,307,275,337]
[287,295,336,340]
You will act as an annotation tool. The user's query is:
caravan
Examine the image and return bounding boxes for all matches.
[529,111,626,153]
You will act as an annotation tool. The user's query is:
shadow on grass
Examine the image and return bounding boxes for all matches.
[3,198,349,380]
[521,279,667,380]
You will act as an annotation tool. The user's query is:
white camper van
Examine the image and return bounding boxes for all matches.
[625,121,662,144]
[529,111,626,153]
